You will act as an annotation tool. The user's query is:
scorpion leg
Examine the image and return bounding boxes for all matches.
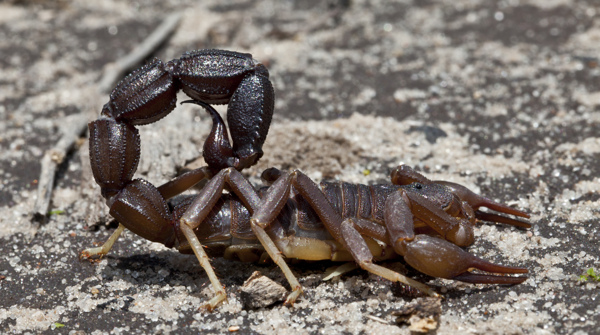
[80,224,126,259]
[177,224,226,311]
[156,166,213,200]
[252,170,440,297]
[179,167,303,306]
[384,190,528,285]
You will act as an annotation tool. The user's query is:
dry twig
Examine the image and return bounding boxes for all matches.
[32,113,89,223]
[98,11,183,93]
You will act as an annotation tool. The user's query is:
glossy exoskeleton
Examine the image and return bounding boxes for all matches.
[82,101,531,310]
[89,49,273,187]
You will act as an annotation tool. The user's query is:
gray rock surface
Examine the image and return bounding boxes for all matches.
[0,0,598,334]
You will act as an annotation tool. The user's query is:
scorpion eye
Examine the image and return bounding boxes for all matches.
[413,182,423,190]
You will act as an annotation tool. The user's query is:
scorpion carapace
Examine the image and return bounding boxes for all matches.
[82,101,531,310]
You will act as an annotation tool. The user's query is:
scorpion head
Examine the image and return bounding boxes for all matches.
[391,165,473,223]
[392,165,530,229]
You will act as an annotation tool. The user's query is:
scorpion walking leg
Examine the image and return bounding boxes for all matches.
[80,224,126,259]
[339,218,439,296]
[253,170,439,296]
[179,168,302,306]
[251,222,304,305]
[156,166,212,200]
[178,224,227,310]
[250,172,305,304]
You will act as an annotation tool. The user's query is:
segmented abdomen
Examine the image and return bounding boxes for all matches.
[319,181,398,224]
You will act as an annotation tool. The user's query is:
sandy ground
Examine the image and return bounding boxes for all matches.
[0,0,599,334]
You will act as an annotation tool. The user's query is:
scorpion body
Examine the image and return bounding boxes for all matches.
[172,174,529,272]
[169,180,402,263]
[83,98,530,310]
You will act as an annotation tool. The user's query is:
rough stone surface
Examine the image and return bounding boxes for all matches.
[1,0,599,334]
[240,272,288,310]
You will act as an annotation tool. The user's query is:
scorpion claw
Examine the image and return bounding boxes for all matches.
[401,235,528,284]
[474,210,531,228]
[452,272,528,285]
[435,180,531,224]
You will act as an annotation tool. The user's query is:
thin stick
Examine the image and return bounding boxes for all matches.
[32,113,89,223]
[98,11,183,93]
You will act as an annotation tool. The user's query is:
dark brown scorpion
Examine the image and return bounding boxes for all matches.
[83,59,531,309]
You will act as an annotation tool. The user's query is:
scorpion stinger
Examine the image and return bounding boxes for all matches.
[181,99,238,173]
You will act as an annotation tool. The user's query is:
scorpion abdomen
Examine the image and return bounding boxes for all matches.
[319,182,397,224]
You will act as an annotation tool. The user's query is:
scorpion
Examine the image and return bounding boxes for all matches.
[84,57,531,309]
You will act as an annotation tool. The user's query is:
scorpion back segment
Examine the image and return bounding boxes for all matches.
[83,101,530,310]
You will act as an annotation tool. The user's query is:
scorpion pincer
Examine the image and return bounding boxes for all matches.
[83,97,531,310]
